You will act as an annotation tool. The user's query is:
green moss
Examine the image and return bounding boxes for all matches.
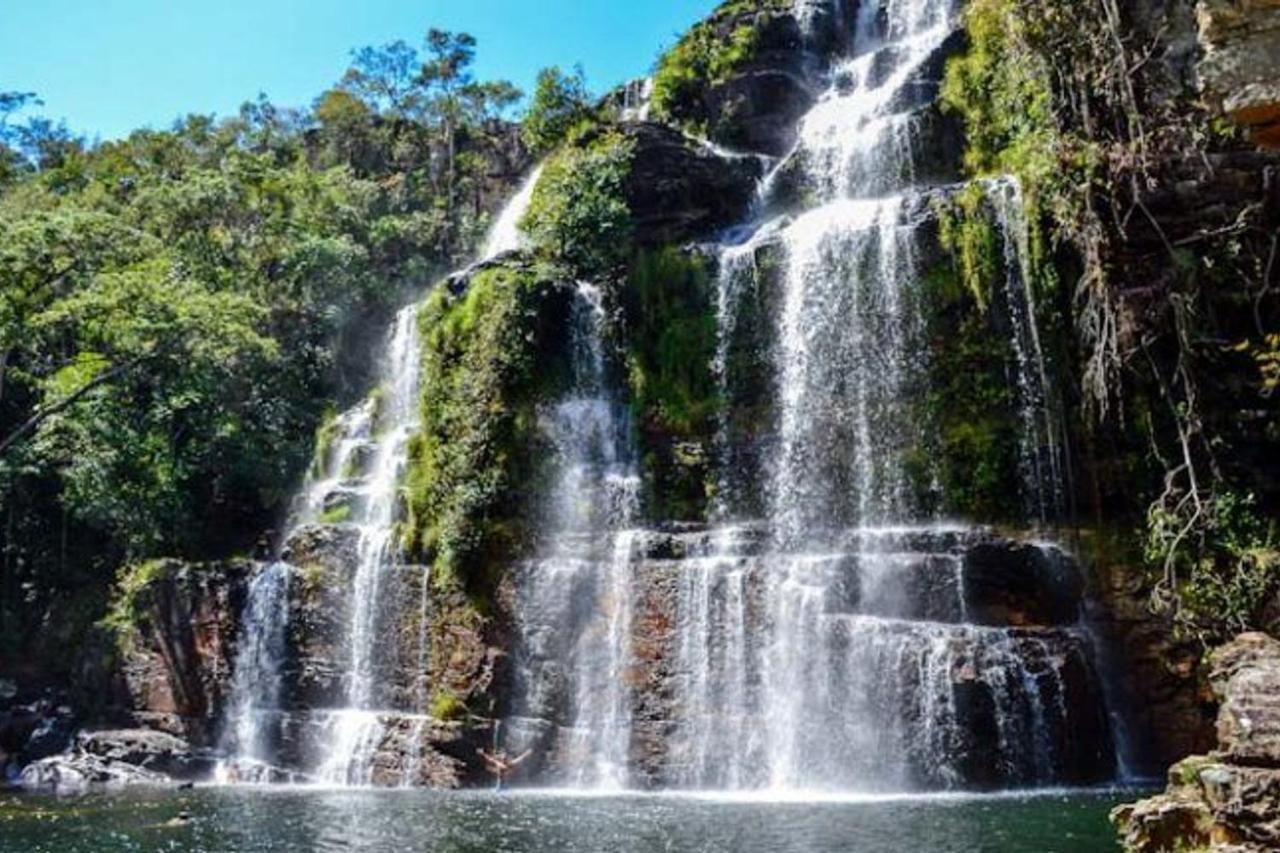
[623,246,721,520]
[97,559,182,653]
[1168,755,1216,789]
[1148,491,1280,646]
[626,247,720,435]
[404,262,573,599]
[318,504,351,525]
[296,561,332,595]
[939,0,1094,306]
[429,690,467,721]
[309,405,340,478]
[935,183,1000,311]
[521,129,635,275]
[912,262,1023,521]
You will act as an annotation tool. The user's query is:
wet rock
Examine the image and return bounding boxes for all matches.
[1087,546,1217,775]
[619,122,763,246]
[272,711,475,788]
[23,710,75,762]
[962,540,1085,627]
[77,728,213,779]
[283,523,361,573]
[656,0,849,156]
[19,752,170,794]
[86,560,252,744]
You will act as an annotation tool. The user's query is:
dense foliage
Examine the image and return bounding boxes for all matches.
[0,30,529,664]
[520,66,597,157]
[623,247,720,520]
[649,0,786,131]
[403,263,572,600]
[520,129,635,274]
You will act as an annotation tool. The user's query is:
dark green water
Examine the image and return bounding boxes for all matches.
[0,787,1136,852]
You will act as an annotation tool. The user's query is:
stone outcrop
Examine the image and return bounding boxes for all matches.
[1196,0,1280,147]
[18,727,210,794]
[55,542,503,789]
[1113,632,1280,851]
[619,122,763,246]
[82,560,251,742]
[1089,556,1217,777]
[0,681,75,785]
[657,0,855,156]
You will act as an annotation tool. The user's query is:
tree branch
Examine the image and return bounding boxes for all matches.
[0,358,138,458]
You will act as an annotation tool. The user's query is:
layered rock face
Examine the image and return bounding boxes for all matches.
[505,526,1115,791]
[1197,0,1280,147]
[84,560,251,742]
[1113,632,1280,852]
[63,549,496,789]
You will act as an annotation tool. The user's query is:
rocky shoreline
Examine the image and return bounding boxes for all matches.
[1113,633,1280,852]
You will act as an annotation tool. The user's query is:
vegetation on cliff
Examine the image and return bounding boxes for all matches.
[520,128,636,274]
[941,0,1280,644]
[650,0,790,132]
[624,247,720,520]
[404,263,572,599]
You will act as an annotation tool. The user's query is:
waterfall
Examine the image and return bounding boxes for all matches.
[989,177,1068,524]
[220,158,545,785]
[216,561,290,782]
[218,0,1119,793]
[660,0,1118,792]
[315,304,422,785]
[509,282,641,790]
[482,165,543,261]
[215,305,421,785]
[619,78,654,122]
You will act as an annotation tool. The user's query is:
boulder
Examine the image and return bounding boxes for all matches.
[76,728,212,779]
[17,727,207,793]
[657,0,848,156]
[19,752,169,794]
[283,523,361,573]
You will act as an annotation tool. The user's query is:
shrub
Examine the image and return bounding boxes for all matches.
[520,129,634,274]
[403,263,572,596]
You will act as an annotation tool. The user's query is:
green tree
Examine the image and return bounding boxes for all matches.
[521,66,594,156]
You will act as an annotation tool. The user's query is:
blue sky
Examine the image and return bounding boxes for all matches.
[1,0,720,141]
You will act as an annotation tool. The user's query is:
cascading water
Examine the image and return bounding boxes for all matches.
[217,304,422,785]
[482,165,544,262]
[315,304,423,786]
[989,177,1068,524]
[508,282,641,790]
[219,1,1118,794]
[661,0,1116,792]
[219,164,545,786]
[217,561,290,781]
